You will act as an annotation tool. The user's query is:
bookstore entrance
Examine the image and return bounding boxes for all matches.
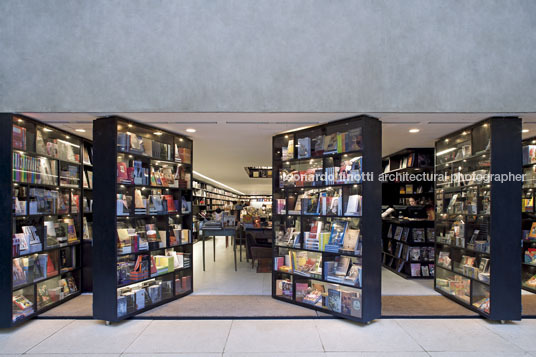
[4,112,532,326]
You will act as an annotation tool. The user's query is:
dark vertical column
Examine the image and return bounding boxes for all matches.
[360,116,382,322]
[92,117,118,321]
[490,116,522,320]
[0,114,13,327]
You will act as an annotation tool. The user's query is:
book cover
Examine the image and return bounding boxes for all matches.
[341,228,360,252]
[341,290,358,315]
[311,135,324,156]
[323,133,338,154]
[346,128,362,151]
[327,288,342,313]
[297,137,311,159]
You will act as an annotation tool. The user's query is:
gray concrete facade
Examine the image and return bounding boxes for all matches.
[1,0,535,113]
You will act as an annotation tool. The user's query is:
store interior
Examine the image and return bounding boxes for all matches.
[6,112,536,325]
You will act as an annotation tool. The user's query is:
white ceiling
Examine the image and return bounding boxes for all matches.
[23,112,536,195]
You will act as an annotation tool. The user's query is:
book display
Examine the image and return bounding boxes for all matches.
[81,139,94,292]
[434,117,521,320]
[1,114,82,327]
[272,115,381,323]
[381,148,435,279]
[521,136,536,292]
[382,219,435,279]
[192,179,240,240]
[193,180,239,212]
[92,117,193,322]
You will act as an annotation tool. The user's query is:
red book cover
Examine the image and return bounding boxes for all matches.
[47,257,58,276]
[117,162,128,183]
[127,167,135,183]
[164,195,176,212]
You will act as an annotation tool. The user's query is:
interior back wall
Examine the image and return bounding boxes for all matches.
[1,0,535,113]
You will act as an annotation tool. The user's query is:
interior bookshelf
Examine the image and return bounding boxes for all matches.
[192,179,240,241]
[81,139,93,292]
[521,136,536,292]
[381,148,435,279]
[1,114,83,327]
[434,117,521,320]
[193,179,240,212]
[382,219,435,279]
[92,117,194,323]
[272,115,382,323]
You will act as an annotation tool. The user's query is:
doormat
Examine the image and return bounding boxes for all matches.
[38,294,536,319]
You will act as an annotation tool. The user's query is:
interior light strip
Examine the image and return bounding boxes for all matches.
[193,170,245,195]
[436,147,456,156]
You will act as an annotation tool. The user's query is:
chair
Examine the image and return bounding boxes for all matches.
[245,230,272,269]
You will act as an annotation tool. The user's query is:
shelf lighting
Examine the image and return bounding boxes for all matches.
[522,129,530,133]
[186,128,196,133]
[43,128,53,132]
[436,147,456,156]
[75,129,86,133]
[409,128,420,133]
[154,132,163,136]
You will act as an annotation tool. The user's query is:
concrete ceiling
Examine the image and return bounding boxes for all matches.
[23,112,536,195]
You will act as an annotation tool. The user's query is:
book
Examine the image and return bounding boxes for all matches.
[327,288,342,313]
[410,263,421,276]
[412,228,425,243]
[323,133,338,154]
[335,256,351,276]
[345,194,362,216]
[295,283,309,302]
[297,137,311,159]
[117,162,129,183]
[346,128,362,151]
[311,135,324,156]
[12,124,27,150]
[341,228,360,253]
[345,264,362,286]
[529,223,536,239]
[325,220,348,252]
[341,290,359,315]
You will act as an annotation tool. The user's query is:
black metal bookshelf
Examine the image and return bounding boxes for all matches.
[92,116,194,323]
[521,136,536,293]
[381,148,435,279]
[1,114,84,327]
[271,115,381,323]
[434,117,521,320]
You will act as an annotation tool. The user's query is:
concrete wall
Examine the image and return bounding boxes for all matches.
[1,0,535,113]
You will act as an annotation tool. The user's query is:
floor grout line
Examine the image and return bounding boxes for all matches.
[21,319,76,355]
[222,319,234,354]
[120,319,154,356]
[312,316,327,352]
[392,319,429,354]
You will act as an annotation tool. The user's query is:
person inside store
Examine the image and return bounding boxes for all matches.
[213,207,223,221]
[404,197,429,219]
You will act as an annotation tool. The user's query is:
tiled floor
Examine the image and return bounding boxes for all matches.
[2,318,536,355]
[192,237,272,295]
[192,236,438,296]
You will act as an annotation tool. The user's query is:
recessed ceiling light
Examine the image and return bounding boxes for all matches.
[186,128,196,133]
[154,131,163,136]
[128,124,133,128]
[522,129,530,133]
[75,129,86,133]
[65,135,70,139]
[43,128,53,132]
[409,128,420,133]
[17,119,23,123]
